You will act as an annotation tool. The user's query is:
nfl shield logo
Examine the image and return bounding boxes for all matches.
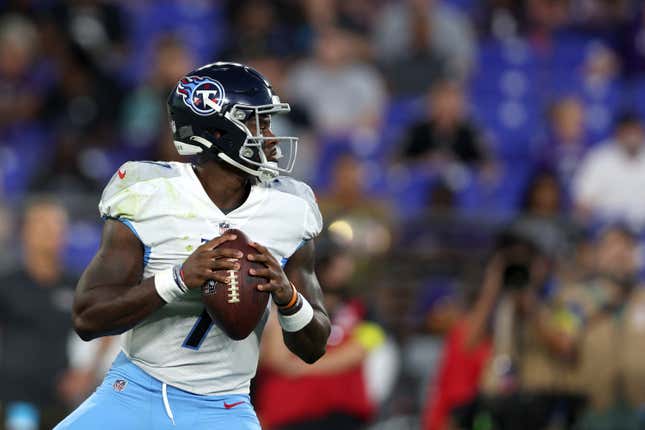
[113,379,127,392]
[219,222,231,234]
[202,279,216,295]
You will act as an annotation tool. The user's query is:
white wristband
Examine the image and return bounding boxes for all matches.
[278,295,314,332]
[154,267,186,303]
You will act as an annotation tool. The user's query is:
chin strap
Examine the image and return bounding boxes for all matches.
[180,134,280,183]
[217,152,278,183]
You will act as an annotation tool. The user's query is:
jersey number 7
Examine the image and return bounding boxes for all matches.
[182,309,213,350]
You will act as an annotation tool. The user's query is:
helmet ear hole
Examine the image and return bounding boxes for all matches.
[233,109,249,121]
[241,147,254,158]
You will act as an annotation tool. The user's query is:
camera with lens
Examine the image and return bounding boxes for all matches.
[495,228,541,291]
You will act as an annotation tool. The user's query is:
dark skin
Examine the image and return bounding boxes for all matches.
[73,115,330,364]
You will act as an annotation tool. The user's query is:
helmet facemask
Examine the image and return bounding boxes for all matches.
[217,99,298,183]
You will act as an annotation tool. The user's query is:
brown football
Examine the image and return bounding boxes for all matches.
[201,229,270,340]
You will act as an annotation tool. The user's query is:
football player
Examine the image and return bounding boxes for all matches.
[55,62,331,429]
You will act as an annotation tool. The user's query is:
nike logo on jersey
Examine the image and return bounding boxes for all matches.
[118,169,126,179]
[224,401,244,409]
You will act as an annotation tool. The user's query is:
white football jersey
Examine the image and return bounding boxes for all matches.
[98,161,322,395]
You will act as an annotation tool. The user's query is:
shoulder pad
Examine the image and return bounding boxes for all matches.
[268,177,322,240]
[98,161,183,220]
[268,177,317,207]
[111,161,182,187]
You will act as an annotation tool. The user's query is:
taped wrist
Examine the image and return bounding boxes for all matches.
[155,265,189,303]
[278,294,314,332]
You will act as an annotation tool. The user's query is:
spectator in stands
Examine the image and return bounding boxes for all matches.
[334,0,379,39]
[303,0,376,38]
[408,278,462,427]
[572,112,645,231]
[464,228,586,430]
[302,0,375,61]
[301,0,334,33]
[515,170,579,259]
[537,97,589,193]
[583,42,620,90]
[0,14,45,130]
[47,0,128,76]
[0,198,77,428]
[0,11,110,196]
[41,40,122,140]
[30,37,123,193]
[318,152,383,216]
[400,80,489,168]
[121,35,194,156]
[256,233,387,430]
[286,27,386,135]
[550,226,645,429]
[422,303,491,430]
[373,0,475,95]
[521,170,564,218]
[317,152,394,257]
[223,0,306,59]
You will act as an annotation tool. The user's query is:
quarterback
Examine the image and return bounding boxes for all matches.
[55,62,331,429]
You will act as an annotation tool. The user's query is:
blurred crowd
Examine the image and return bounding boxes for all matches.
[4,0,645,429]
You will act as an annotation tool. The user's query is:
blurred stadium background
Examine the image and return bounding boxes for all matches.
[4,0,645,429]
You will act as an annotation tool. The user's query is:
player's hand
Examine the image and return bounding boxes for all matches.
[181,234,243,289]
[247,241,293,305]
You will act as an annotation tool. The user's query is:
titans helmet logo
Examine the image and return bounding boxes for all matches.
[176,76,226,116]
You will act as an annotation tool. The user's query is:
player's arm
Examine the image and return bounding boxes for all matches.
[73,219,240,341]
[249,240,331,363]
[72,219,160,340]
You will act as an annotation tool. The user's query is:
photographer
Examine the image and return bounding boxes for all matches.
[460,227,586,430]
[556,226,645,430]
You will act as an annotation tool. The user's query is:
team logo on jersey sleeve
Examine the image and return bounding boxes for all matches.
[176,76,226,116]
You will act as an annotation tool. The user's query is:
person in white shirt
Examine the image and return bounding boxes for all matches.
[287,28,386,135]
[573,112,645,230]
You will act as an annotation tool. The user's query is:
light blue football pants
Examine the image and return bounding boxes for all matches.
[54,352,261,429]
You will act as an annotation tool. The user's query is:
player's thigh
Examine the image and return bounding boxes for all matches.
[54,378,150,429]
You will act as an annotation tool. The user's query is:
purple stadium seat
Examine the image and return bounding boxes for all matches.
[64,221,102,274]
[385,164,438,219]
[456,162,532,218]
[119,2,225,85]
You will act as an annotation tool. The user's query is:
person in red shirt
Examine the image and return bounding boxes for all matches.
[423,319,492,430]
[255,234,386,430]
